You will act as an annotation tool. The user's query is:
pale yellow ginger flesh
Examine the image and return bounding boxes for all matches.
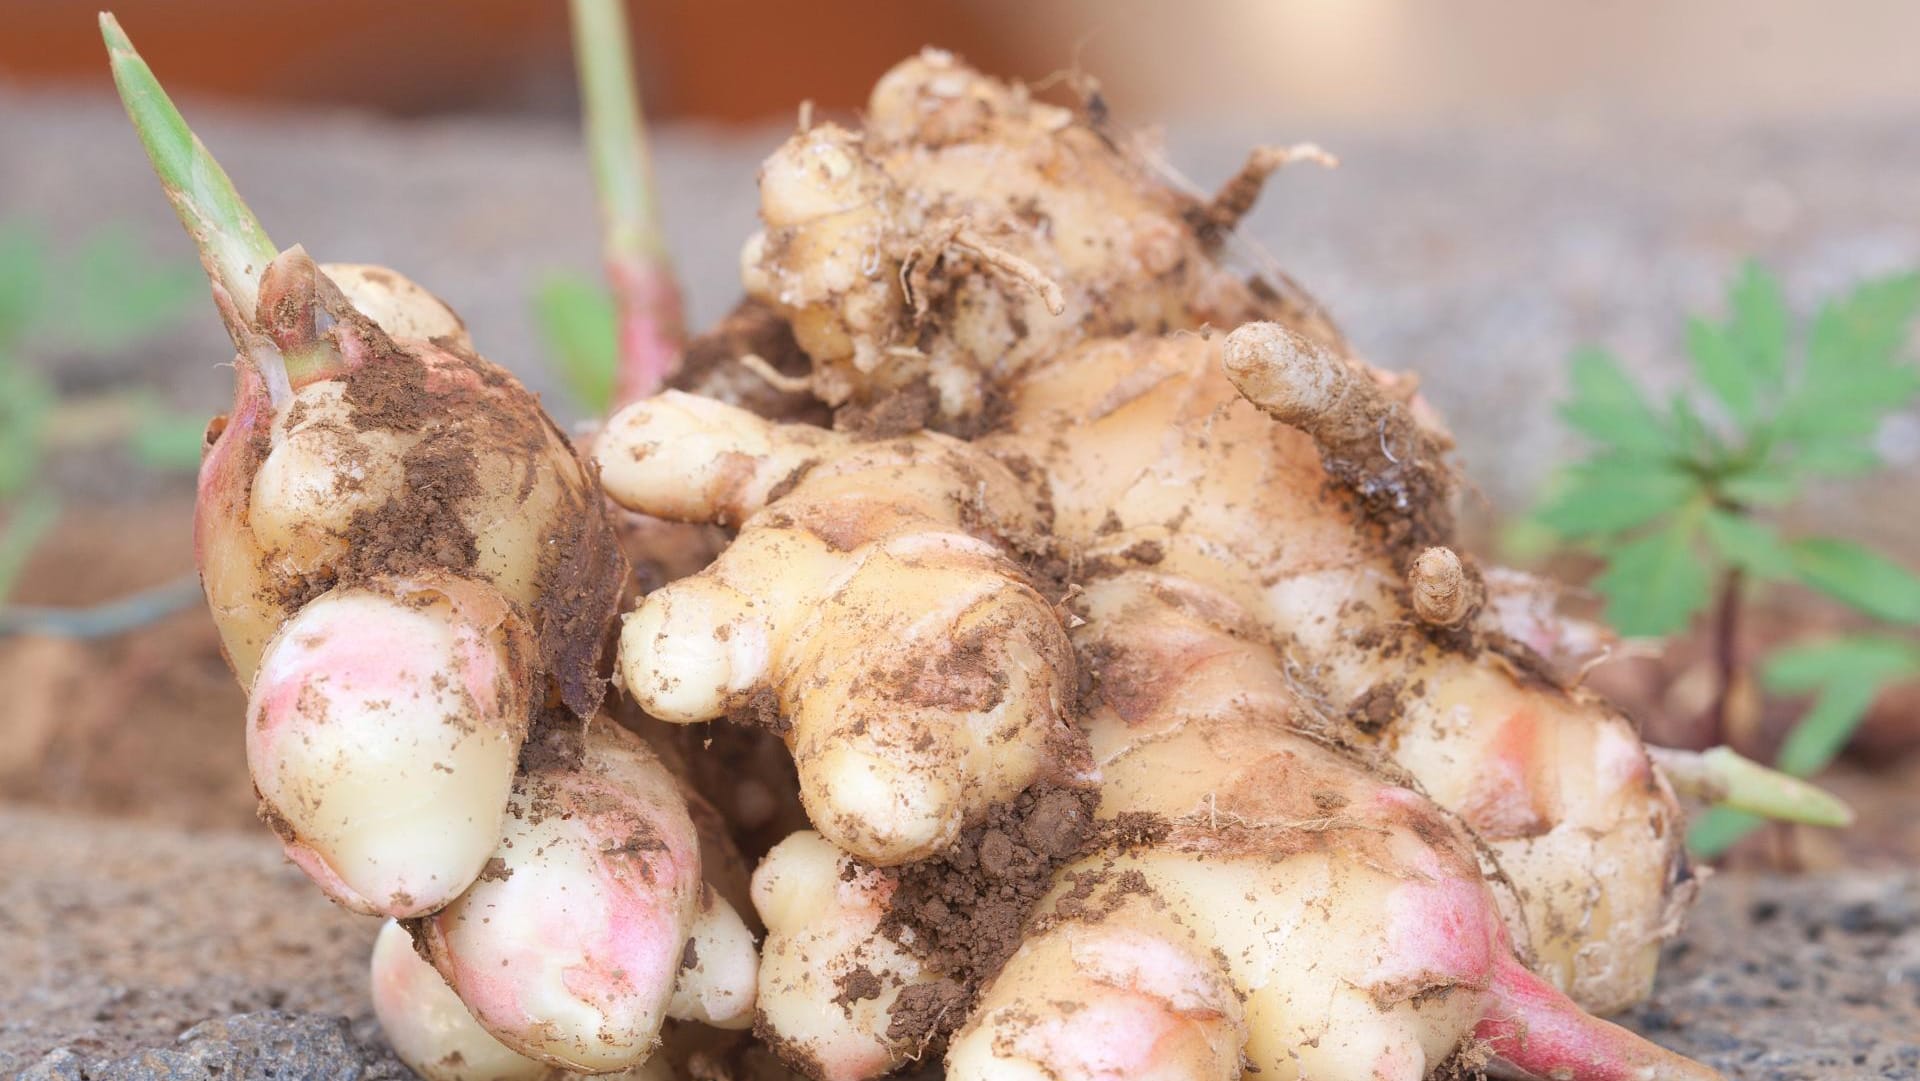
[655,48,1710,1080]
[977,328,1691,1015]
[746,575,1714,1081]
[148,36,1732,1081]
[741,48,1340,427]
[600,391,1086,865]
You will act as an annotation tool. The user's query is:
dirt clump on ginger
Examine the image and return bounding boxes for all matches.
[877,782,1098,1047]
[670,296,828,426]
[342,437,480,580]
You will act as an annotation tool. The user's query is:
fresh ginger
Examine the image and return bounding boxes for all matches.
[742,48,1340,429]
[108,16,759,1076]
[600,392,1085,865]
[722,47,1697,1024]
[108,11,1806,1079]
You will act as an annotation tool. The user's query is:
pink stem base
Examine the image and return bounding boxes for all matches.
[1477,956,1723,1081]
[609,258,686,411]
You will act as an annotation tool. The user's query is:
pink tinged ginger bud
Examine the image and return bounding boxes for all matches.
[370,919,555,1081]
[418,722,711,1073]
[247,573,535,918]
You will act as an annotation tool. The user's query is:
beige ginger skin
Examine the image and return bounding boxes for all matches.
[588,47,1712,1081]
[135,22,1722,1079]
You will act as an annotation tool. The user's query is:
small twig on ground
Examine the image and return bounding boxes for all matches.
[0,573,203,639]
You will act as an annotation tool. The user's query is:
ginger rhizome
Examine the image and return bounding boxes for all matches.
[110,10,1774,1077]
[107,16,762,1076]
[623,49,1718,1080]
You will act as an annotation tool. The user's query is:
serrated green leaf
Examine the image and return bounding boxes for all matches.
[1718,468,1800,506]
[1593,521,1712,636]
[1777,679,1885,777]
[1787,537,1920,624]
[1668,392,1724,461]
[1702,509,1793,579]
[0,224,47,349]
[533,273,618,416]
[1559,347,1672,455]
[1728,261,1789,387]
[1777,271,1920,449]
[1687,316,1757,425]
[1763,634,1920,693]
[1809,272,1920,377]
[1790,442,1883,476]
[1687,806,1763,857]
[1534,459,1697,539]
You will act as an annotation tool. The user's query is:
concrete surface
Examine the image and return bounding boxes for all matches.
[3,807,1916,1080]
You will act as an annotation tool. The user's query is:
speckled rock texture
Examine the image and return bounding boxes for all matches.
[18,1014,406,1081]
[4,807,1916,1080]
[0,809,399,1080]
[1617,871,1920,1079]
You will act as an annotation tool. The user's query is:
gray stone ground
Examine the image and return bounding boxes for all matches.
[4,805,1916,1080]
[3,91,1919,1079]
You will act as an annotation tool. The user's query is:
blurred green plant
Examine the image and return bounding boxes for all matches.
[0,219,206,605]
[1534,262,1920,856]
[532,271,620,417]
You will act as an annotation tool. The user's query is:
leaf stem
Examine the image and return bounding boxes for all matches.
[568,0,685,409]
[1650,746,1853,827]
[100,13,277,347]
[1703,565,1745,745]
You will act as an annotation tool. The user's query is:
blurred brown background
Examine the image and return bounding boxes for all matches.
[7,0,1920,125]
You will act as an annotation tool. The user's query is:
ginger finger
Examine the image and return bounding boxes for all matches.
[745,49,1307,428]
[983,330,1695,1013]
[417,722,758,1072]
[948,574,1716,1081]
[247,573,533,917]
[370,919,558,1081]
[1222,320,1455,562]
[750,832,938,1081]
[602,395,1083,865]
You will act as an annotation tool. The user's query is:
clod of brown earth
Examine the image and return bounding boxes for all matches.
[875,782,1100,1050]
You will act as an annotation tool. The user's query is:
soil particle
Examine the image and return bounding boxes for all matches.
[1094,810,1173,851]
[834,377,940,440]
[876,782,1099,1048]
[342,434,480,579]
[883,978,969,1052]
[1429,1036,1493,1081]
[832,967,883,1009]
[726,686,792,737]
[1349,680,1403,734]
[670,297,829,425]
[1120,538,1165,565]
[516,708,587,775]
